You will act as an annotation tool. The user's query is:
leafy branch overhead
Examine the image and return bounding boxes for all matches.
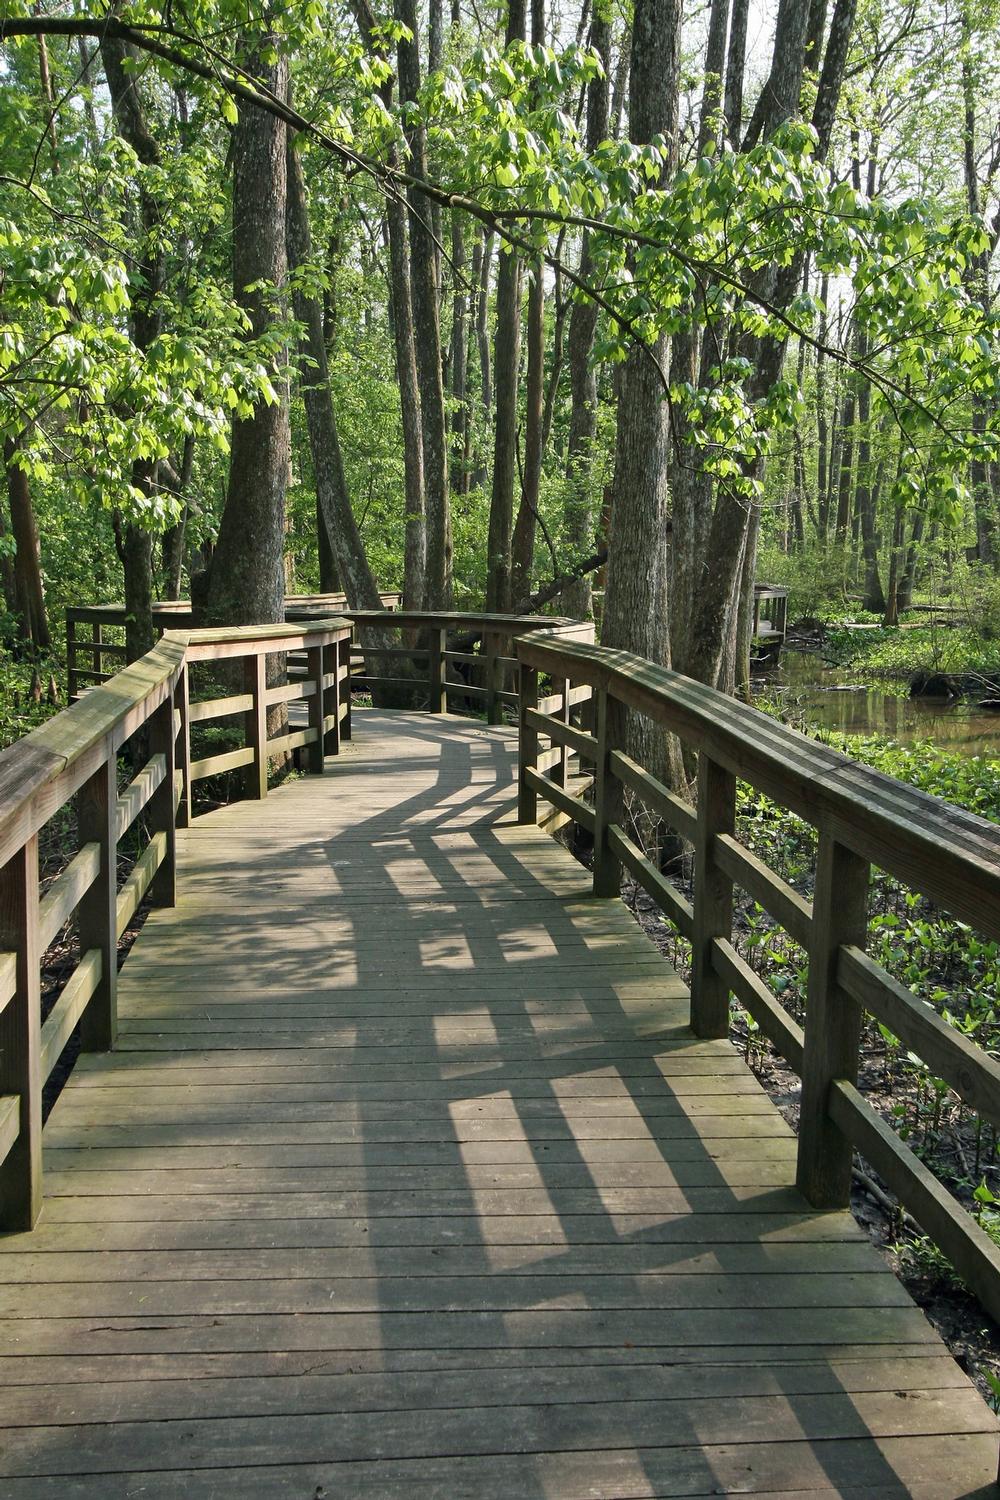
[2,6,999,531]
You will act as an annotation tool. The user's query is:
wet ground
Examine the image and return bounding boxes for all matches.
[755,649,1000,756]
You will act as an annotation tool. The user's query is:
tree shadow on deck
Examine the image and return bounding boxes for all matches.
[1,710,995,1497]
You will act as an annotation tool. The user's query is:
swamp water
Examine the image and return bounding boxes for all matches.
[755,648,1000,758]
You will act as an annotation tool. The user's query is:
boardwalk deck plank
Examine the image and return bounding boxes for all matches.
[2,709,996,1495]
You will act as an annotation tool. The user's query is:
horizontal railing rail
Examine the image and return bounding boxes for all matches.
[0,615,353,1228]
[513,626,1000,1326]
[65,594,401,698]
[19,602,1000,1329]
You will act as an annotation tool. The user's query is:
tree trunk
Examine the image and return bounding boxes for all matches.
[486,249,523,611]
[602,0,683,784]
[159,435,195,599]
[449,213,470,497]
[395,0,451,607]
[205,47,290,629]
[562,10,610,620]
[285,140,388,615]
[3,440,50,651]
[100,35,164,660]
[510,260,544,604]
[350,0,426,606]
[486,0,528,613]
[723,0,749,143]
[508,0,547,606]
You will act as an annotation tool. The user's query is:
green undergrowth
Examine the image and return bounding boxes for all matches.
[0,647,65,750]
[823,623,1000,684]
[734,722,1000,1278]
[630,713,1000,1301]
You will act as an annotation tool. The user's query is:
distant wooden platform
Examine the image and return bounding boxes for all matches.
[0,710,996,1496]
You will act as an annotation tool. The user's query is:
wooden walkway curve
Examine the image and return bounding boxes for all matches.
[0,710,997,1497]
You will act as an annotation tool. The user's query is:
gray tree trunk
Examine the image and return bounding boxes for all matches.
[562,10,610,620]
[205,47,290,629]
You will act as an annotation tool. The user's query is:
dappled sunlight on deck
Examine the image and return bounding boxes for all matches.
[0,710,996,1496]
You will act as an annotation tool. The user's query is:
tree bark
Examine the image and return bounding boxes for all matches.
[486,0,528,612]
[486,248,523,611]
[3,440,50,651]
[205,46,290,629]
[350,0,426,606]
[285,141,389,615]
[395,0,451,607]
[449,213,470,497]
[723,0,749,143]
[100,35,164,661]
[562,10,610,620]
[509,260,544,604]
[602,0,683,786]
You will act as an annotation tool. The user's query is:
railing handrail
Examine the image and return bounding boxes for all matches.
[2,617,352,865]
[516,627,1000,942]
[514,622,1000,1327]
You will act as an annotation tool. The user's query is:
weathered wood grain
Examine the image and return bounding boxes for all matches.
[4,708,994,1493]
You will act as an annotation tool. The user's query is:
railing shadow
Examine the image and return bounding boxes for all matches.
[0,707,994,1494]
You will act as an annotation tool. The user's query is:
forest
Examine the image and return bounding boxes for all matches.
[7,0,1000,1426]
[1,0,999,723]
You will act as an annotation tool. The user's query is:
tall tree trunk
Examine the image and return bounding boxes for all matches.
[160,435,195,599]
[509,261,544,604]
[285,141,388,615]
[486,0,528,612]
[855,351,884,611]
[449,213,470,497]
[205,46,290,628]
[669,0,732,669]
[723,0,749,142]
[834,376,855,545]
[3,440,49,651]
[961,1,995,566]
[395,0,451,607]
[509,0,548,607]
[602,0,683,785]
[100,35,163,660]
[486,249,523,611]
[349,0,426,607]
[562,10,610,620]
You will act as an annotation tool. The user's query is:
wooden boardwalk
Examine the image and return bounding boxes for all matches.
[0,710,997,1497]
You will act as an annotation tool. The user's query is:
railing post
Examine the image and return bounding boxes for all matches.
[66,613,78,700]
[428,627,447,714]
[0,837,42,1229]
[77,758,118,1052]
[306,641,325,774]
[797,834,870,1208]
[517,660,538,825]
[244,652,268,800]
[149,690,177,908]
[322,638,342,758]
[591,688,619,897]
[175,664,192,829]
[690,753,736,1039]
[486,632,502,725]
[554,677,570,789]
[93,621,104,683]
[340,636,353,741]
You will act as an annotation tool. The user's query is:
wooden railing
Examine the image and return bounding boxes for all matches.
[514,627,1000,1325]
[17,603,1000,1330]
[65,594,400,698]
[304,609,595,720]
[0,616,352,1228]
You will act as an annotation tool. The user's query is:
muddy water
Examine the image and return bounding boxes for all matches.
[754,649,1000,757]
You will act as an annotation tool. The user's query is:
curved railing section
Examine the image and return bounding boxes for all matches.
[0,615,354,1228]
[1,608,589,1229]
[514,625,1000,1324]
[14,602,1000,1332]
